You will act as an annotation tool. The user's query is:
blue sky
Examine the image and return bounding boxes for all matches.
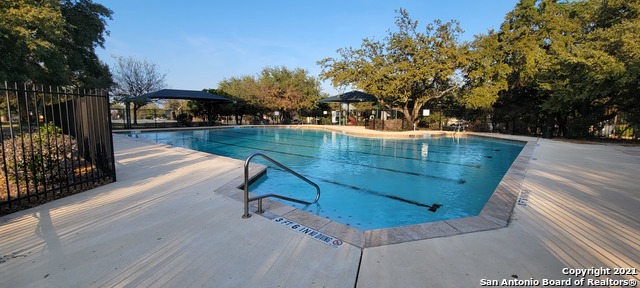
[95,0,518,96]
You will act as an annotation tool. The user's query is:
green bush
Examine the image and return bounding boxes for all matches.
[176,113,193,126]
[614,125,635,138]
[417,112,443,130]
[1,123,78,198]
[320,117,332,125]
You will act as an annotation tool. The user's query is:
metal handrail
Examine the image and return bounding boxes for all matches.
[453,123,463,136]
[242,152,320,218]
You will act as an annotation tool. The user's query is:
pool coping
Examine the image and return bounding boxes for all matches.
[210,128,537,248]
[117,124,447,138]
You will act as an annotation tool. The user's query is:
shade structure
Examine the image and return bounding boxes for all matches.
[139,89,234,102]
[134,89,233,126]
[318,90,377,104]
[318,91,377,125]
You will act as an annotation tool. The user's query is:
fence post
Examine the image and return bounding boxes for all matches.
[125,97,131,129]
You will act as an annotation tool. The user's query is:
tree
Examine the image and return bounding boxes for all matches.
[186,89,233,125]
[0,0,64,83]
[486,0,553,135]
[58,0,114,88]
[256,66,322,121]
[164,99,189,118]
[318,9,465,126]
[218,75,260,124]
[460,31,511,110]
[0,0,112,87]
[533,0,607,137]
[479,0,640,137]
[111,56,167,125]
[216,67,322,123]
[583,0,640,137]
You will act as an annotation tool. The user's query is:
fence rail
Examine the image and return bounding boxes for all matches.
[1,82,116,215]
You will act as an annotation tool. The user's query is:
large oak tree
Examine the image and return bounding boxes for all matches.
[464,0,640,137]
[217,66,322,122]
[257,66,322,120]
[0,0,113,88]
[318,9,465,126]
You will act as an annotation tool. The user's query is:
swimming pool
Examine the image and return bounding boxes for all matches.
[130,127,524,230]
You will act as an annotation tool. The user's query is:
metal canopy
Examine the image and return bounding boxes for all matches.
[133,89,233,126]
[318,90,377,104]
[318,91,377,125]
[140,89,233,102]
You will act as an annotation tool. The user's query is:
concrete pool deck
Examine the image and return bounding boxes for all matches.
[1,126,639,287]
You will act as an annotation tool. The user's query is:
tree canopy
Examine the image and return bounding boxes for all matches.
[315,2,638,137]
[0,0,113,88]
[318,9,465,126]
[187,88,234,125]
[217,66,322,121]
[111,56,167,124]
[462,0,640,137]
[257,66,322,115]
[3,0,636,137]
[217,75,261,124]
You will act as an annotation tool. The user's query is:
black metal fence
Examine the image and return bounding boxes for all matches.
[1,82,116,214]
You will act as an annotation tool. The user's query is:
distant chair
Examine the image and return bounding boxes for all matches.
[348,116,356,126]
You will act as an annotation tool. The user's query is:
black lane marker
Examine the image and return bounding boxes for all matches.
[259,165,443,212]
[317,178,442,212]
[204,129,482,168]
[187,135,464,183]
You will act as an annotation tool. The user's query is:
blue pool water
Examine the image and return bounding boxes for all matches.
[130,128,524,230]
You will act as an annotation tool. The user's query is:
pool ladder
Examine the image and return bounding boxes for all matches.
[453,123,464,137]
[242,152,320,219]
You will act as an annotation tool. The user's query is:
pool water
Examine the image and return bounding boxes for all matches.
[130,128,524,230]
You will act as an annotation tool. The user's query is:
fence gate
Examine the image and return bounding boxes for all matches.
[1,82,116,215]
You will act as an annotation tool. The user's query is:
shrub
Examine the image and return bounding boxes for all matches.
[320,117,332,125]
[176,113,193,126]
[1,123,78,199]
[417,112,443,130]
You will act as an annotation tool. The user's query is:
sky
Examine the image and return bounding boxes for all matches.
[95,0,519,96]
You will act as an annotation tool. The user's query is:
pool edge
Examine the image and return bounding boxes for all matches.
[208,130,538,249]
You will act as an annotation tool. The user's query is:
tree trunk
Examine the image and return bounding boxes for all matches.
[556,114,567,138]
[133,107,139,124]
[405,98,431,128]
